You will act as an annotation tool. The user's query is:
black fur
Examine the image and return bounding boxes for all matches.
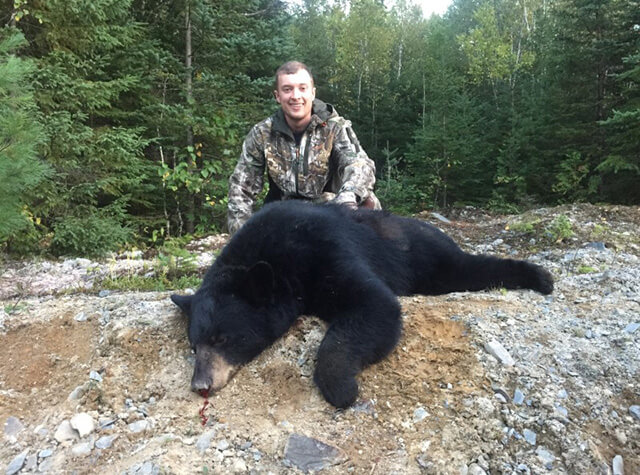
[171,201,553,408]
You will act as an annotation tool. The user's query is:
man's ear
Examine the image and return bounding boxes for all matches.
[170,294,193,317]
[241,261,274,307]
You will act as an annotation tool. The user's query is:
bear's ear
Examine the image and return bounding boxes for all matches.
[170,294,193,317]
[241,261,274,307]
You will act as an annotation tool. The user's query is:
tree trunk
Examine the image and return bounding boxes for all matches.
[185,1,195,234]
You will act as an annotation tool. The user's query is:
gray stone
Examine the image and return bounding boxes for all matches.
[99,418,117,430]
[484,340,515,366]
[216,439,230,451]
[431,212,451,224]
[38,448,53,458]
[535,447,555,469]
[24,454,37,472]
[629,405,640,421]
[33,425,48,438]
[71,440,94,457]
[5,450,28,475]
[284,434,345,472]
[128,461,160,475]
[555,405,568,418]
[557,389,568,399]
[128,420,149,433]
[513,389,525,405]
[351,400,376,415]
[70,413,95,437]
[516,463,531,474]
[54,420,77,442]
[624,322,640,334]
[95,434,118,450]
[89,371,103,382]
[68,385,86,401]
[196,430,216,454]
[98,290,111,297]
[612,455,624,475]
[3,417,24,438]
[586,242,607,251]
[74,312,87,322]
[468,463,487,475]
[231,459,247,472]
[37,456,56,473]
[523,428,537,445]
[413,407,429,422]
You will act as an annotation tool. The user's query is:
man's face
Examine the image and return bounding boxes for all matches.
[274,69,316,129]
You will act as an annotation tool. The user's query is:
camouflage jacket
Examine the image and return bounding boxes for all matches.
[227,99,377,234]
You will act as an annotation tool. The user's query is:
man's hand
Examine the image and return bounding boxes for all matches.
[333,192,358,210]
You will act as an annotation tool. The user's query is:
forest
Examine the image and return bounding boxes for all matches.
[1,0,638,257]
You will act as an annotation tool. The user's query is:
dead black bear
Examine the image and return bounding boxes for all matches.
[171,201,553,408]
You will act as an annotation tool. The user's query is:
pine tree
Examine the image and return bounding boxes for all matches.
[0,29,49,247]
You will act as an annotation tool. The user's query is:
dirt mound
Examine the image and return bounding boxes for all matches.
[1,204,639,474]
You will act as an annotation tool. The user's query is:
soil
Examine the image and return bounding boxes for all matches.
[1,203,639,474]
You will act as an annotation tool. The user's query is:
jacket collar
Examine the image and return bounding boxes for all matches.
[272,99,335,138]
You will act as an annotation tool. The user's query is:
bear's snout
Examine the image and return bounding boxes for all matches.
[191,344,239,395]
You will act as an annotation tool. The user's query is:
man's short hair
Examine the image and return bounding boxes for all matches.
[274,61,314,89]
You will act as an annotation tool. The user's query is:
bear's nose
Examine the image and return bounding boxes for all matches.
[191,374,212,393]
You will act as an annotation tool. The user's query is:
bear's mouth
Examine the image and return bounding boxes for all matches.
[191,344,240,394]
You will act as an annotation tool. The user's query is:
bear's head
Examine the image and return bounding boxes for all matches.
[171,261,278,395]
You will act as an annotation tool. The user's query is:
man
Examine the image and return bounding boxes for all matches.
[227,61,380,234]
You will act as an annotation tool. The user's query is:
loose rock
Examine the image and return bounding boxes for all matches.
[54,420,77,443]
[71,441,93,457]
[70,413,95,438]
[95,435,118,450]
[196,430,216,454]
[612,455,624,475]
[5,450,28,475]
[3,417,24,439]
[284,434,344,472]
[523,429,537,445]
[484,340,515,366]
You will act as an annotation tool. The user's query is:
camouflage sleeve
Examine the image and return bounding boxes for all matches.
[331,122,377,205]
[227,125,266,234]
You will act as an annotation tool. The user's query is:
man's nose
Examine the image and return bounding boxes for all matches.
[292,87,302,99]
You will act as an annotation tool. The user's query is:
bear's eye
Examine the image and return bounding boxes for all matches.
[211,335,228,346]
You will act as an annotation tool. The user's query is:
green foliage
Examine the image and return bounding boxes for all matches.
[552,152,593,202]
[507,219,541,234]
[0,28,50,244]
[2,0,639,258]
[50,205,133,257]
[545,215,574,242]
[155,241,198,282]
[101,273,201,292]
[577,265,598,274]
[102,235,202,290]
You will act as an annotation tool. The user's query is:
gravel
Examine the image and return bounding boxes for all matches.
[1,204,638,474]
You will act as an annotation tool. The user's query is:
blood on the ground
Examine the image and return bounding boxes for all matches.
[199,389,210,426]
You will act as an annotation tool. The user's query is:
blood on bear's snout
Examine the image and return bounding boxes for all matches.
[191,343,240,394]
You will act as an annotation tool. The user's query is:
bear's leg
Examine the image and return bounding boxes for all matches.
[313,281,402,408]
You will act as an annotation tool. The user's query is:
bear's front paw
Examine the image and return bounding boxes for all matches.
[532,266,554,295]
[313,369,359,409]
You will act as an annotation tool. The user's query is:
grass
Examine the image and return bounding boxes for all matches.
[101,273,202,292]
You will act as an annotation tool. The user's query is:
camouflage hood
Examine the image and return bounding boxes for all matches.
[227,99,377,234]
[270,99,336,139]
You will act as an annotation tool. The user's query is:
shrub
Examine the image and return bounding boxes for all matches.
[51,213,132,257]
